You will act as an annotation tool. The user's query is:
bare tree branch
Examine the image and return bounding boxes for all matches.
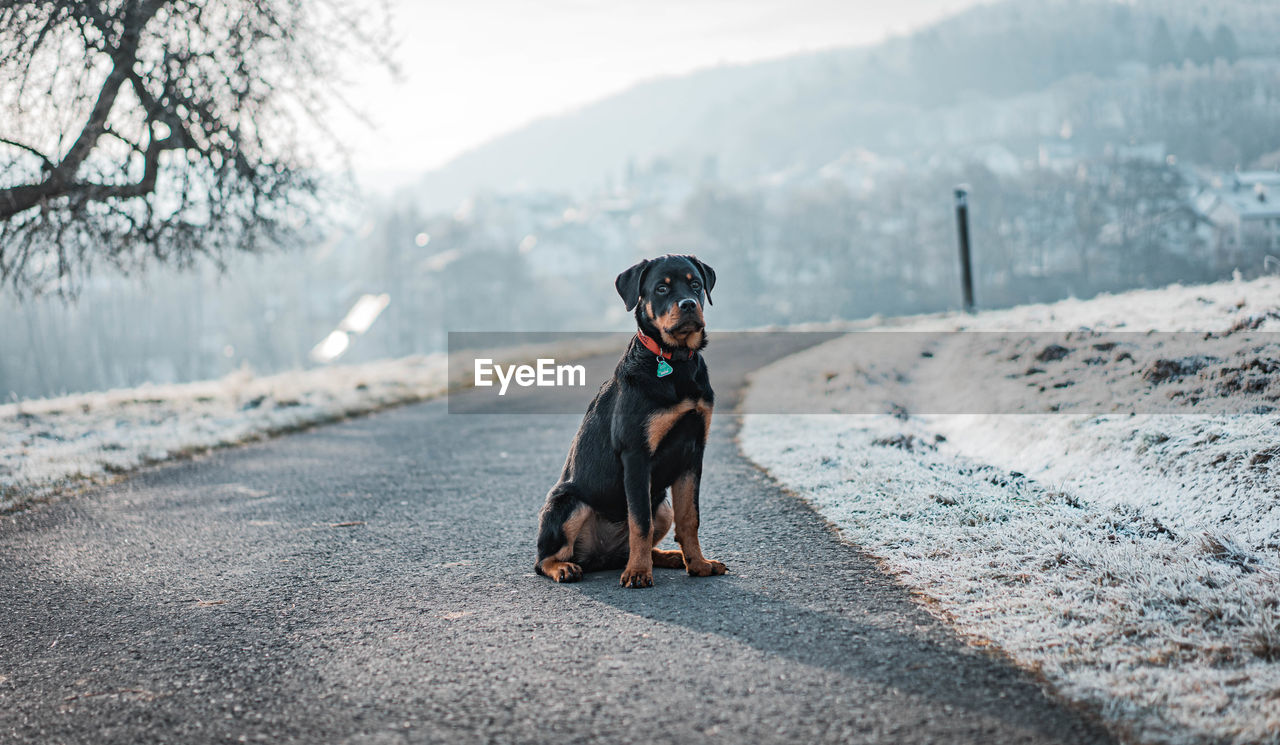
[0,0,391,295]
[0,0,166,220]
[0,137,56,171]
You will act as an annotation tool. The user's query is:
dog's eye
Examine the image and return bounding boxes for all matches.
[654,285,668,294]
[690,281,701,290]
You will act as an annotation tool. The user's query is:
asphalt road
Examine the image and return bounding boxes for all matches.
[0,334,1115,745]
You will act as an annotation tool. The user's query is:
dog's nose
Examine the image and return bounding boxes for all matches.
[679,298,698,311]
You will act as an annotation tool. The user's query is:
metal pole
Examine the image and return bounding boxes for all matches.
[954,185,975,313]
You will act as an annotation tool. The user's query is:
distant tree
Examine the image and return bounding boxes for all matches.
[1106,4,1139,65]
[1212,24,1240,63]
[1147,18,1179,69]
[1111,4,1133,35]
[1185,26,1213,66]
[681,188,770,320]
[0,0,392,295]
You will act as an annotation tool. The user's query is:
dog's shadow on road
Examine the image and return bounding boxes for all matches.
[570,570,1112,743]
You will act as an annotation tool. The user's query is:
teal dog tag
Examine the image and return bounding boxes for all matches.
[656,358,673,378]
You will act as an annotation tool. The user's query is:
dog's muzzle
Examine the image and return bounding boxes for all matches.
[673,299,704,331]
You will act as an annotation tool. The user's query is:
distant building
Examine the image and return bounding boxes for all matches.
[1038,141,1078,173]
[1115,142,1167,164]
[816,148,906,194]
[1193,171,1280,262]
[970,144,1022,178]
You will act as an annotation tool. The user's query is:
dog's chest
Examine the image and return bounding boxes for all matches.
[645,397,712,454]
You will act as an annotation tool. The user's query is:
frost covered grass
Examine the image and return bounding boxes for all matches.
[2,337,620,512]
[740,276,1280,745]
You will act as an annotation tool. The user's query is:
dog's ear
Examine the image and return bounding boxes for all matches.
[687,256,716,305]
[615,259,651,311]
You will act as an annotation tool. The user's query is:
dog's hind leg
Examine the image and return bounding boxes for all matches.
[535,484,589,583]
[650,500,684,569]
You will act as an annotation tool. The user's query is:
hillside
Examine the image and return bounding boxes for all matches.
[408,0,1280,211]
[407,52,855,210]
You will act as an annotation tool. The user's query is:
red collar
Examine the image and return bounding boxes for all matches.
[636,330,693,360]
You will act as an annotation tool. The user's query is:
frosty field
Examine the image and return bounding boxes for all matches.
[1,338,618,512]
[740,276,1280,744]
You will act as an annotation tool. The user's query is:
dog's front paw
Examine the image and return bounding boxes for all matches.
[548,562,583,583]
[686,558,727,577]
[619,567,653,588]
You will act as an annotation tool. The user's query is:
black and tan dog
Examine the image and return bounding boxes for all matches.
[535,254,727,588]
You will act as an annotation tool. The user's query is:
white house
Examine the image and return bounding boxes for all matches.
[1193,171,1280,264]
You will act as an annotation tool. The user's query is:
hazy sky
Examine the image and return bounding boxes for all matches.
[339,0,984,188]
